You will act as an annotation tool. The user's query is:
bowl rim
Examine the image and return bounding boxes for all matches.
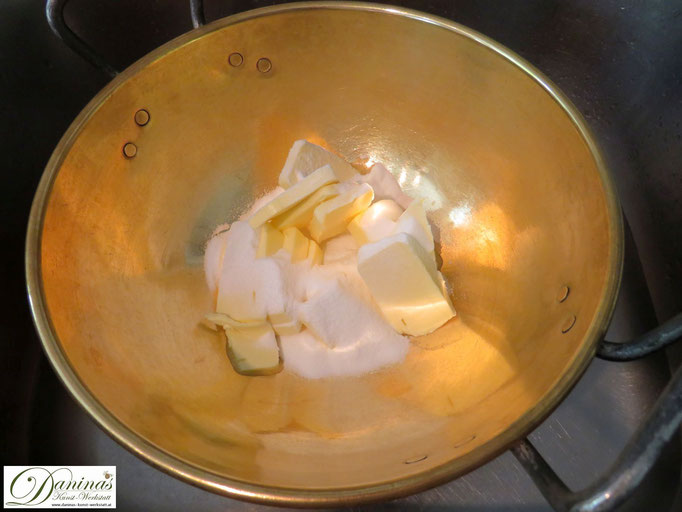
[25,1,624,507]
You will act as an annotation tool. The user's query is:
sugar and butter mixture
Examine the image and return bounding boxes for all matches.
[204,141,455,378]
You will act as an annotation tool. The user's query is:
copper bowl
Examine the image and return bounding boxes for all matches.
[26,2,622,506]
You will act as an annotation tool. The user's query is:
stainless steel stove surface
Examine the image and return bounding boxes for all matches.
[3,1,682,511]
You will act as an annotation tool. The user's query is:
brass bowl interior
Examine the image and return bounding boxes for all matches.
[29,3,622,504]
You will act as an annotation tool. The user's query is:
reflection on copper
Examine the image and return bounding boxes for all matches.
[407,172,445,210]
[445,203,513,270]
[448,205,472,227]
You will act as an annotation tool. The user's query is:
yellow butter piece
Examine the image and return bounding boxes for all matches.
[256,223,284,258]
[268,311,294,325]
[249,165,338,228]
[271,184,340,230]
[269,311,302,335]
[279,140,356,189]
[309,183,374,242]
[205,312,266,329]
[393,199,434,253]
[282,226,309,262]
[224,323,282,376]
[348,199,403,245]
[306,239,323,266]
[357,232,455,336]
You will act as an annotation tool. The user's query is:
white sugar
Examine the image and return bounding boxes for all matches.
[206,192,408,379]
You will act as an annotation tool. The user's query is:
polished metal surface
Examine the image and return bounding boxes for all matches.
[31,247,677,510]
[26,3,623,506]
[4,0,680,510]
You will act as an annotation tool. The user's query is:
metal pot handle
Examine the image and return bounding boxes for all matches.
[513,316,682,512]
[190,0,206,29]
[46,0,210,77]
[597,312,682,361]
[45,0,118,78]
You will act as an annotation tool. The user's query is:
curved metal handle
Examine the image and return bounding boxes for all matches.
[45,0,119,77]
[46,0,211,76]
[598,312,682,361]
[513,363,682,512]
[596,215,682,361]
[190,0,206,28]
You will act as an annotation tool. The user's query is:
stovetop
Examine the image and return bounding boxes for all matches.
[3,1,682,510]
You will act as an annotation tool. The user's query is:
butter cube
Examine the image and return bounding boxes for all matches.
[393,199,434,253]
[309,183,374,242]
[279,140,356,189]
[269,311,302,336]
[224,323,282,376]
[282,226,309,262]
[205,312,265,329]
[271,184,340,230]
[348,199,403,245]
[256,224,284,258]
[249,165,338,228]
[357,232,455,336]
[306,239,323,266]
[355,163,412,209]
